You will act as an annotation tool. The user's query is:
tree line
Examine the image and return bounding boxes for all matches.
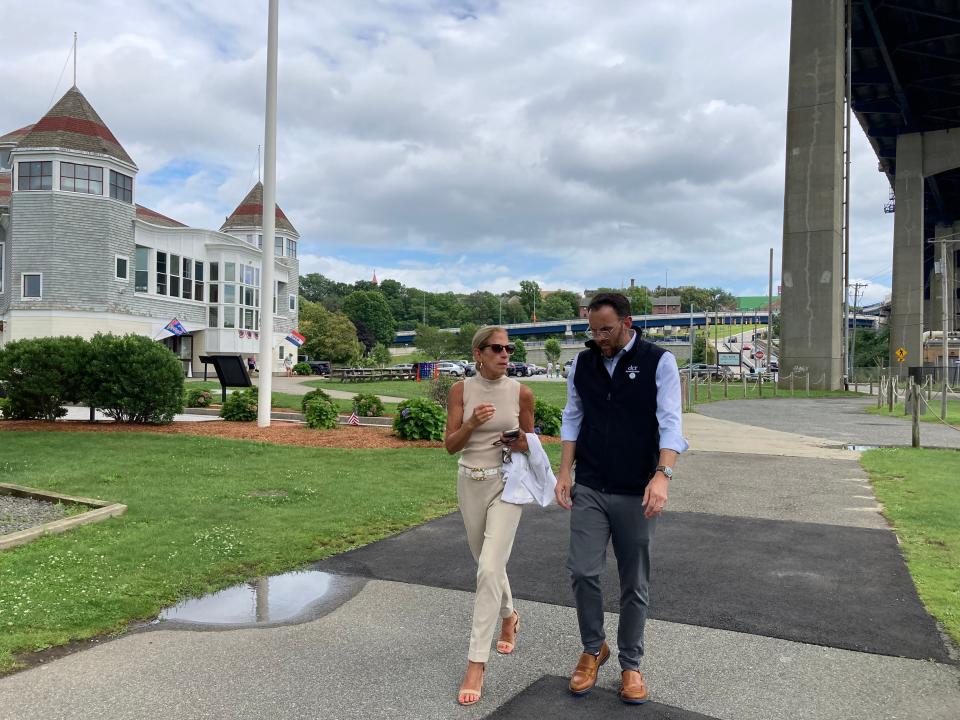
[297,272,739,363]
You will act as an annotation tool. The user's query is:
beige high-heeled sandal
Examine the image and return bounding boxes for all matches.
[457,665,485,706]
[496,611,520,655]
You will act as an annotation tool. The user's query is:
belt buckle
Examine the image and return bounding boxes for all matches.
[469,468,485,480]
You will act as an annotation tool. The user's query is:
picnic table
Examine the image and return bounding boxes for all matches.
[330,368,417,383]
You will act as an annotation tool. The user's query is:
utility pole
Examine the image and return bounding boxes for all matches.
[850,282,868,385]
[929,234,957,420]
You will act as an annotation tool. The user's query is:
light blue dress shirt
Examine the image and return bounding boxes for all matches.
[560,330,689,453]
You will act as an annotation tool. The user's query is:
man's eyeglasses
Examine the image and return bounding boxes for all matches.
[480,343,516,355]
[588,324,621,339]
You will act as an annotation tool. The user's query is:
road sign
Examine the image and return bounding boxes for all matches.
[755,350,764,360]
[895,347,908,363]
[718,352,741,366]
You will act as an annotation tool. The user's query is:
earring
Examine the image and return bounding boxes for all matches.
[478,361,483,369]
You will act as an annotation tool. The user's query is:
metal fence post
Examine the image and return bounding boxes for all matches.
[723,375,728,399]
[888,375,894,413]
[911,382,921,448]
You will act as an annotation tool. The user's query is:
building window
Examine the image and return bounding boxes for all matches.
[18,161,52,191]
[109,170,133,203]
[209,262,219,282]
[223,306,236,329]
[258,234,263,249]
[115,255,128,281]
[209,307,218,328]
[275,235,283,257]
[21,273,42,299]
[224,262,236,282]
[182,257,192,300]
[194,260,204,302]
[61,162,103,194]
[209,283,219,303]
[278,346,285,360]
[224,284,236,304]
[134,246,149,292]
[170,253,180,297]
[286,238,297,258]
[289,294,296,311]
[156,251,167,295]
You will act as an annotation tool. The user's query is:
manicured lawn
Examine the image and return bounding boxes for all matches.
[860,448,960,646]
[0,432,461,672]
[519,380,569,408]
[865,399,960,425]
[306,378,425,400]
[690,382,865,405]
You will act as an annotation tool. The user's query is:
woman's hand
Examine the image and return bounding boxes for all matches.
[468,403,496,429]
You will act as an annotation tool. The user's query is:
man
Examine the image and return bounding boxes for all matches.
[555,292,687,705]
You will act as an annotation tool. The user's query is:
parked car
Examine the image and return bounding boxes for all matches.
[298,356,331,375]
[561,359,573,378]
[688,363,732,381]
[507,362,532,377]
[437,361,465,377]
[727,336,738,343]
[526,363,542,375]
[453,360,477,377]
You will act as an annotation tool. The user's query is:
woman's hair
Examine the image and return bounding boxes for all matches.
[472,325,507,369]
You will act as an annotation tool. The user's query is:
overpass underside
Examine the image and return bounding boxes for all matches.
[781,0,960,388]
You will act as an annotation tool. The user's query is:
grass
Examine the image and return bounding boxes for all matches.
[308,377,572,409]
[688,380,865,406]
[0,432,462,673]
[860,448,960,646]
[865,399,960,425]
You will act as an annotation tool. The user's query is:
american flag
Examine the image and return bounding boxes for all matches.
[347,412,361,426]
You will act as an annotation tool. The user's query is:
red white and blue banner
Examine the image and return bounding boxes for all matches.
[347,412,361,426]
[164,318,188,336]
[286,330,306,347]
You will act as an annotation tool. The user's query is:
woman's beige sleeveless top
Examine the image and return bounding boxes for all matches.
[460,374,521,469]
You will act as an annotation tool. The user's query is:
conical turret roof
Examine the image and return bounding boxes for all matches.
[17,87,134,167]
[0,124,35,146]
[219,181,298,236]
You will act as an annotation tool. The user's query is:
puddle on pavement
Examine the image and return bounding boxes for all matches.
[159,571,337,625]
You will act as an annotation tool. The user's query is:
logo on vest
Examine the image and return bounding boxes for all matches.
[626,364,639,380]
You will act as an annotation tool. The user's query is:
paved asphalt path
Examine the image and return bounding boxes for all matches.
[0,410,957,719]
[694,396,960,449]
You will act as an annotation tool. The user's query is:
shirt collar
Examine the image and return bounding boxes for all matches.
[607,329,637,362]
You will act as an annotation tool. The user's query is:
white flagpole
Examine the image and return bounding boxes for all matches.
[258,0,279,427]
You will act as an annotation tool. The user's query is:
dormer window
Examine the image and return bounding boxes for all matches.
[18,161,52,190]
[61,162,103,194]
[109,170,133,203]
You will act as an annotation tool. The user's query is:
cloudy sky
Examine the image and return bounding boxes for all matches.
[1,0,894,303]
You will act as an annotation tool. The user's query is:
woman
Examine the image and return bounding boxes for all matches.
[444,326,535,706]
[283,353,294,377]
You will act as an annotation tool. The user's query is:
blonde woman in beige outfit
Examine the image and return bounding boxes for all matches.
[445,326,535,706]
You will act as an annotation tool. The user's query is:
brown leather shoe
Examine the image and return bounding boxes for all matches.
[568,642,609,696]
[618,669,649,705]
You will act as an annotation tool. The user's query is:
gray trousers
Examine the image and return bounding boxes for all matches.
[567,482,656,671]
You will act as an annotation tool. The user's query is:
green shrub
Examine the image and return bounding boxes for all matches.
[84,334,184,424]
[301,388,332,413]
[0,397,10,420]
[0,336,89,420]
[353,392,384,417]
[393,397,446,440]
[534,399,562,436]
[427,373,457,410]
[184,387,213,408]
[305,397,339,429]
[220,388,257,421]
[293,362,312,376]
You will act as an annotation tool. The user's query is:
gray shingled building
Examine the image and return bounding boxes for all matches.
[0,87,300,373]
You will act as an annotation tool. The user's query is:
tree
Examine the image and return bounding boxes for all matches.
[626,286,653,315]
[369,343,393,367]
[502,297,528,324]
[414,323,452,359]
[541,291,579,320]
[299,298,332,358]
[544,338,562,365]
[512,339,528,362]
[692,334,706,364]
[300,299,362,363]
[452,322,479,357]
[854,325,889,368]
[353,319,377,354]
[342,290,397,346]
[518,280,541,319]
[299,273,351,311]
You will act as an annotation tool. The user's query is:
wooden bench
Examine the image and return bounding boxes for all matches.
[329,368,417,383]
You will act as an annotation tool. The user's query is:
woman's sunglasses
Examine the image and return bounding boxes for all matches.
[480,343,516,355]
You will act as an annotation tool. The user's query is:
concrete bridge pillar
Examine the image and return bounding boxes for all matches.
[889,129,960,370]
[780,0,845,389]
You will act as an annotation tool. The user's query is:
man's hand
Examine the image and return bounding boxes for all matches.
[555,469,573,509]
[642,474,669,519]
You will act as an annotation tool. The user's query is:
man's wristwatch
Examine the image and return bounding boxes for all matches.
[655,465,674,479]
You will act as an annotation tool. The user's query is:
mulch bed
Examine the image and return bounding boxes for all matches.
[0,420,440,449]
[0,420,562,450]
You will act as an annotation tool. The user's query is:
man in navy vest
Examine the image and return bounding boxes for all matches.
[555,292,687,705]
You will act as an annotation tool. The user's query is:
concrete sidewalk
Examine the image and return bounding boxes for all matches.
[0,406,956,719]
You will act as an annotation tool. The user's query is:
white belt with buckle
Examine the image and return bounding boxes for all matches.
[464,467,500,480]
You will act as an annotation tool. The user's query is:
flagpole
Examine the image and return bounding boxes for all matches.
[258,0,279,427]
